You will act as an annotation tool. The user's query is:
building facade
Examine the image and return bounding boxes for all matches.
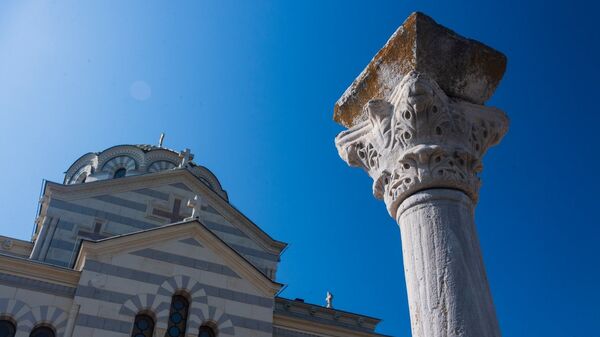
[0,144,387,337]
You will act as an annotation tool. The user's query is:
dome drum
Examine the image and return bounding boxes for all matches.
[63,144,227,199]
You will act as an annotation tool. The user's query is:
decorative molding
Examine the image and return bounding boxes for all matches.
[67,165,92,185]
[119,276,235,336]
[194,305,235,337]
[273,314,389,337]
[335,71,508,218]
[26,305,68,335]
[119,292,169,321]
[61,145,228,202]
[0,302,69,335]
[0,299,32,333]
[145,149,180,170]
[147,160,176,173]
[100,155,138,175]
[189,166,221,194]
[274,297,380,333]
[0,254,80,287]
[0,235,30,257]
[156,276,208,305]
[64,153,97,184]
[97,146,146,171]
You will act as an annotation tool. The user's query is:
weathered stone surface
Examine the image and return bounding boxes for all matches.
[335,71,508,218]
[397,190,501,337]
[334,11,507,337]
[334,12,507,128]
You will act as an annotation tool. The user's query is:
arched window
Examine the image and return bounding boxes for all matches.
[113,168,127,179]
[165,295,189,337]
[29,326,55,337]
[76,172,87,184]
[131,314,154,337]
[198,326,215,337]
[0,319,16,337]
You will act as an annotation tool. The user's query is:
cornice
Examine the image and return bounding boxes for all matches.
[273,314,391,337]
[275,297,381,326]
[0,254,80,287]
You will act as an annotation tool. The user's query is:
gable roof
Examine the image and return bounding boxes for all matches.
[74,219,283,297]
[41,168,287,256]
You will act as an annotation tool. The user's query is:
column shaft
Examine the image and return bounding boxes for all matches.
[397,189,500,337]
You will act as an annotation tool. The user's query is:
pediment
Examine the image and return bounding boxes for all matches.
[74,220,282,297]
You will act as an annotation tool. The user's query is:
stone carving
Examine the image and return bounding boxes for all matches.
[186,195,205,220]
[333,12,507,128]
[1,239,12,250]
[335,71,508,219]
[334,12,508,337]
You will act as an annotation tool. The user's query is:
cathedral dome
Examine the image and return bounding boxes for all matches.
[63,144,227,199]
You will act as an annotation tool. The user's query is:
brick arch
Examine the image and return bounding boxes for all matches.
[64,152,98,184]
[156,275,208,330]
[119,293,170,324]
[67,163,93,185]
[189,305,235,337]
[0,298,32,333]
[156,275,208,305]
[147,160,177,173]
[101,155,138,176]
[23,305,68,335]
[97,145,146,169]
[153,276,236,336]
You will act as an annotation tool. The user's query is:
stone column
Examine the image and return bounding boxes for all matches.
[334,13,508,337]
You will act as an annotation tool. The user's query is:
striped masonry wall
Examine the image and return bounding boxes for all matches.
[39,181,279,277]
[71,236,274,337]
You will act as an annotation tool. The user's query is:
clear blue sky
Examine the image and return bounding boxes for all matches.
[0,1,598,336]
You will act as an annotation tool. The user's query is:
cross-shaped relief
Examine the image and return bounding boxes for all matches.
[77,220,107,240]
[148,195,191,223]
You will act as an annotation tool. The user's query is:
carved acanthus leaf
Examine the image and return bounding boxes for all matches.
[335,71,508,218]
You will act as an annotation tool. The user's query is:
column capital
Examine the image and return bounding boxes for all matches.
[334,13,509,219]
[336,72,507,218]
[334,12,507,128]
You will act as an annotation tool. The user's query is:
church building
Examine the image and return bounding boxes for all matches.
[0,144,387,337]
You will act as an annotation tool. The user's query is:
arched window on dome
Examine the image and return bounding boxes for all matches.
[131,313,154,337]
[29,325,55,337]
[165,295,189,337]
[76,172,87,183]
[113,168,127,179]
[198,325,216,337]
[0,319,16,337]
